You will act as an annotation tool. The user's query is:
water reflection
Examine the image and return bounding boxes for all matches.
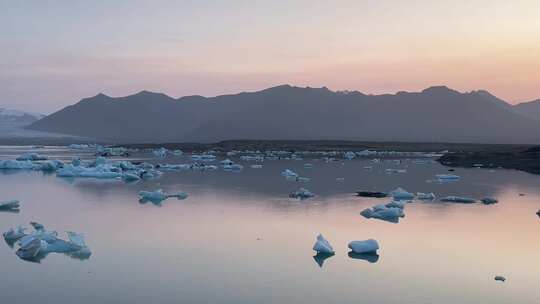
[348,252,380,263]
[313,252,335,268]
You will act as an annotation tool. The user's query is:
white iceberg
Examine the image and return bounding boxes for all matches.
[390,187,415,201]
[16,153,48,161]
[417,192,436,200]
[281,169,298,179]
[138,189,189,205]
[289,188,315,200]
[360,202,405,223]
[436,174,460,182]
[348,239,379,254]
[313,234,335,254]
[440,196,477,203]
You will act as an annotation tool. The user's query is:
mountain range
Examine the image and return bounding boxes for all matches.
[27,85,540,144]
[0,108,44,127]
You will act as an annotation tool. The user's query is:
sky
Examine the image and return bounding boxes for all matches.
[1,0,539,113]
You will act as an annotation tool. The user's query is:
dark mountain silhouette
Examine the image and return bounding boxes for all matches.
[27,85,540,144]
[514,99,540,121]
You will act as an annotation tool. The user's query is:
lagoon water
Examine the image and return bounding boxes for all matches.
[1,146,539,304]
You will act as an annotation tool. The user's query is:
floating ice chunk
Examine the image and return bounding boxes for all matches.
[153,148,168,158]
[191,154,216,161]
[344,151,356,160]
[289,188,315,200]
[281,169,298,179]
[385,168,407,174]
[360,202,405,223]
[417,192,436,200]
[172,150,184,156]
[480,198,498,205]
[16,238,43,260]
[348,239,379,254]
[138,189,188,205]
[390,187,415,201]
[16,153,48,161]
[0,200,20,211]
[122,173,141,182]
[440,196,477,204]
[36,160,64,171]
[250,164,263,169]
[336,177,345,182]
[0,160,35,170]
[297,177,311,183]
[220,159,234,166]
[224,163,244,171]
[313,234,335,254]
[436,174,460,182]
[304,163,314,169]
[494,276,506,282]
[3,226,27,242]
[356,191,388,198]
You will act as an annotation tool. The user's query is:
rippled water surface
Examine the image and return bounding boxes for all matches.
[1,146,539,304]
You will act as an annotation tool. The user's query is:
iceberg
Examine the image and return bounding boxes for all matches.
[16,153,48,161]
[416,192,436,200]
[348,239,379,254]
[440,196,478,204]
[360,202,405,223]
[138,189,189,205]
[153,148,168,158]
[480,197,498,205]
[313,234,335,254]
[390,187,415,201]
[250,164,263,169]
[344,151,356,160]
[436,174,460,182]
[385,168,407,174]
[0,200,20,212]
[281,169,298,179]
[0,160,35,170]
[289,188,315,200]
[7,223,92,262]
[494,276,506,282]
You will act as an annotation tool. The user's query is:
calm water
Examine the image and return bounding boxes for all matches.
[1,146,539,304]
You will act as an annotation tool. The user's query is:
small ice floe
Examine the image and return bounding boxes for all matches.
[363,166,373,171]
[0,200,20,213]
[313,234,335,255]
[304,163,314,169]
[220,159,234,166]
[480,198,498,205]
[360,202,405,223]
[348,239,379,254]
[336,177,345,182]
[281,169,299,179]
[0,160,35,170]
[289,188,315,200]
[153,148,168,158]
[4,223,91,262]
[172,150,184,156]
[440,196,478,204]
[417,192,436,200]
[223,163,244,172]
[390,187,415,201]
[16,153,48,161]
[191,154,216,162]
[3,226,27,245]
[494,276,506,282]
[250,164,263,169]
[138,189,188,205]
[297,177,311,183]
[385,168,407,174]
[436,174,460,182]
[356,191,388,198]
[344,151,356,160]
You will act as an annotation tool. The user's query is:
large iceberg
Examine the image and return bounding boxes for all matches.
[4,223,92,262]
[348,239,379,254]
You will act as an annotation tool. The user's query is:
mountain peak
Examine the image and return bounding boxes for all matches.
[421,85,458,94]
